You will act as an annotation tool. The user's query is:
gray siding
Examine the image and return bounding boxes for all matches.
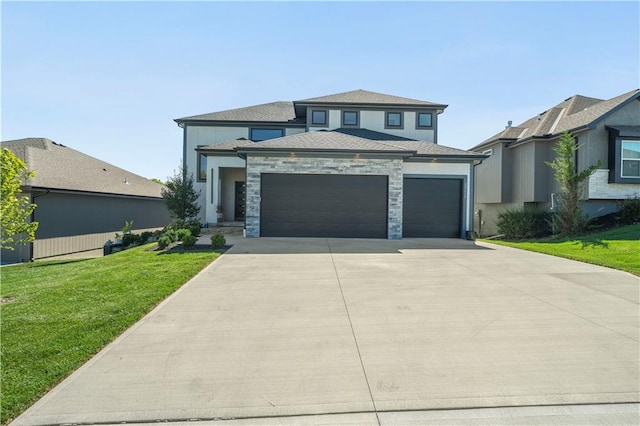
[34,192,170,239]
[3,191,171,262]
[510,143,536,202]
[475,143,504,204]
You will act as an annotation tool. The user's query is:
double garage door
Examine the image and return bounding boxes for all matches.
[260,174,462,238]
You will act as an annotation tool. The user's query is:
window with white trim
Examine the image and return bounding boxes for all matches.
[621,140,640,178]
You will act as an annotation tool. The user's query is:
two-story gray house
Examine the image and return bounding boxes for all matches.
[471,89,640,236]
[175,90,486,239]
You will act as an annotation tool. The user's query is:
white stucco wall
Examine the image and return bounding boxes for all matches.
[204,155,245,224]
[309,109,436,141]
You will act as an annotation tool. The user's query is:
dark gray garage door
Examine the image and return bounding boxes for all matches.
[403,178,462,238]
[261,174,388,238]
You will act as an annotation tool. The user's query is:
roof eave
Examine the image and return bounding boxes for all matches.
[235,147,416,157]
[174,119,305,127]
[293,101,448,110]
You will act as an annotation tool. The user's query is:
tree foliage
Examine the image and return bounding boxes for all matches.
[546,131,602,235]
[1,148,39,249]
[161,163,201,221]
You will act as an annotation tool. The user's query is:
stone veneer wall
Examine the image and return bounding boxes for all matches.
[245,155,404,239]
[588,169,640,199]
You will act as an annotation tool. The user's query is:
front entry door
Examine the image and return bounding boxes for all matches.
[234,181,246,221]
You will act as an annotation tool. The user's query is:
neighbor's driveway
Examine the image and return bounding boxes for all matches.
[11,238,640,425]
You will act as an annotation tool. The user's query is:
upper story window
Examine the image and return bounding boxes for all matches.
[622,140,640,178]
[416,112,433,128]
[311,110,328,126]
[250,128,284,142]
[385,111,403,129]
[197,150,207,182]
[342,110,359,127]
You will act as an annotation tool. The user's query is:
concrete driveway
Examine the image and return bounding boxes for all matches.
[11,238,639,425]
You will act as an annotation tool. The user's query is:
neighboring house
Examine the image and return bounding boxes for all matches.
[175,89,486,239]
[0,138,171,263]
[471,89,640,236]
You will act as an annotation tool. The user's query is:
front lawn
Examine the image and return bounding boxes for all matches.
[482,224,640,276]
[0,244,221,425]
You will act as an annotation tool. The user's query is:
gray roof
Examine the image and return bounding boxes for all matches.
[209,128,486,158]
[296,89,446,107]
[237,130,413,153]
[1,138,164,198]
[176,101,302,124]
[198,138,256,151]
[176,90,448,124]
[474,89,640,149]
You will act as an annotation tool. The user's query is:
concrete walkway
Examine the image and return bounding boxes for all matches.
[11,238,640,425]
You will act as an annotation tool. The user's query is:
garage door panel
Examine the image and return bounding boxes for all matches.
[261,174,388,238]
[403,178,462,238]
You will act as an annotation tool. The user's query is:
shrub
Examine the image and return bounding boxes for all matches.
[497,207,552,240]
[139,231,154,243]
[211,233,226,249]
[157,236,171,249]
[618,197,640,224]
[165,219,201,237]
[176,228,192,242]
[182,234,197,247]
[164,229,179,243]
[122,233,142,247]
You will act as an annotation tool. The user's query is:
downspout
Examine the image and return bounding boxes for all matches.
[30,189,50,261]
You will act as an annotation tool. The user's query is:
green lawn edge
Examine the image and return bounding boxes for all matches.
[479,224,640,276]
[0,244,221,425]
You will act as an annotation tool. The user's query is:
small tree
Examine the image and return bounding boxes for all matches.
[1,148,39,248]
[546,131,602,235]
[161,162,201,220]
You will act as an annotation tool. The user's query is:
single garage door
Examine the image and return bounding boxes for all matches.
[261,174,388,238]
[403,177,462,238]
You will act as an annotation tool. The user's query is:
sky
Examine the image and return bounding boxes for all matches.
[2,1,639,180]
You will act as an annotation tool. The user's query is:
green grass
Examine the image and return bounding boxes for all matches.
[0,244,220,425]
[482,224,640,276]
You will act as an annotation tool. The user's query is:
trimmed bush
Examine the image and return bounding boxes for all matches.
[618,197,640,224]
[175,228,192,242]
[211,233,226,249]
[122,233,142,247]
[165,219,201,237]
[182,234,197,247]
[497,207,552,240]
[164,229,179,243]
[157,236,171,249]
[139,231,154,243]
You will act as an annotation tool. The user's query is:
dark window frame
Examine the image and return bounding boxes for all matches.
[249,128,285,142]
[197,149,207,182]
[310,109,328,127]
[385,111,404,129]
[416,112,433,129]
[621,139,640,179]
[607,127,640,184]
[341,110,360,127]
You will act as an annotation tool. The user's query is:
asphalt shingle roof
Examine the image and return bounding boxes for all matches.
[297,89,446,107]
[1,138,164,198]
[198,138,256,151]
[176,101,301,123]
[209,129,485,158]
[474,89,640,149]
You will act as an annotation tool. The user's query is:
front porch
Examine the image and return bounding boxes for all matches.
[203,157,246,226]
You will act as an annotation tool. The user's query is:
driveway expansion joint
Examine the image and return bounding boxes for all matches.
[326,239,381,426]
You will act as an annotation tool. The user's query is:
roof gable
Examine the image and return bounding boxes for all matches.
[1,138,164,198]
